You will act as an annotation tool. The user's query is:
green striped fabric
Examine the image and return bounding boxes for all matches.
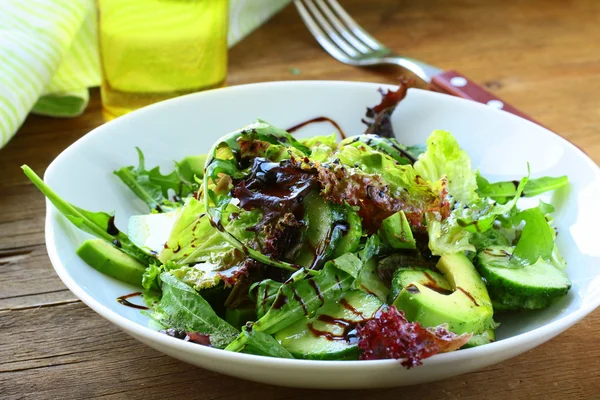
[0,0,291,149]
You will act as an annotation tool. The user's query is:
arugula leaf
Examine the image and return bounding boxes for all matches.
[151,273,238,349]
[250,260,356,335]
[477,174,568,200]
[414,130,479,205]
[509,206,555,268]
[238,326,295,358]
[114,148,195,212]
[249,279,283,319]
[23,165,114,242]
[457,176,528,233]
[359,235,387,263]
[22,165,151,265]
[524,176,569,197]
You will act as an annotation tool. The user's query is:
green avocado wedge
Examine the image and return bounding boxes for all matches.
[392,253,494,336]
[76,239,146,286]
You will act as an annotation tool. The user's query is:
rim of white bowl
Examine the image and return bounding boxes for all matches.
[44,80,600,370]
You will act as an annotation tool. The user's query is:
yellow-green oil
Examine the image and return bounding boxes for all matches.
[98,0,228,120]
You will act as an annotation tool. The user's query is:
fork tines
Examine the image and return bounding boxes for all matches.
[295,0,389,63]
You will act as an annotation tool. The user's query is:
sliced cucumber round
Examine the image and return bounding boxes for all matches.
[274,290,382,360]
[477,246,571,310]
[332,206,362,258]
[297,191,361,268]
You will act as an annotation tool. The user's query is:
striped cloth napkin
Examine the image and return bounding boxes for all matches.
[0,0,291,149]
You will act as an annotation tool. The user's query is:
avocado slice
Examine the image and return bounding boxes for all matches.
[392,253,494,336]
[378,211,416,249]
[389,268,451,304]
[76,239,147,286]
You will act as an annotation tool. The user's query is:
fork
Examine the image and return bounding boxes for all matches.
[295,0,539,125]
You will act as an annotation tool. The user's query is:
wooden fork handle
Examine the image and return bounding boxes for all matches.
[430,70,542,126]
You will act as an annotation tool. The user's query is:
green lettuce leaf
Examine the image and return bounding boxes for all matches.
[151,273,238,349]
[414,130,478,205]
[334,142,444,214]
[341,134,416,164]
[299,132,337,148]
[237,326,295,358]
[159,197,260,265]
[509,206,555,268]
[426,211,475,256]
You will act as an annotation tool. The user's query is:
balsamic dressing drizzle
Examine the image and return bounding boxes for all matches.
[106,216,119,235]
[116,292,149,310]
[286,116,346,140]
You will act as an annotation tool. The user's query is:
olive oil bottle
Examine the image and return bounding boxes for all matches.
[98,0,228,120]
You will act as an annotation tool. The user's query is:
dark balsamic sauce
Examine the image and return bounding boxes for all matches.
[272,293,289,309]
[422,271,454,295]
[457,287,480,306]
[286,116,347,140]
[291,287,308,314]
[307,298,372,343]
[107,216,119,235]
[309,279,324,306]
[340,298,364,318]
[116,292,149,310]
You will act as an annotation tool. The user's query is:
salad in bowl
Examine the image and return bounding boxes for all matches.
[24,85,571,369]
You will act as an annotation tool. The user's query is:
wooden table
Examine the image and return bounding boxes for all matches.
[2,0,599,398]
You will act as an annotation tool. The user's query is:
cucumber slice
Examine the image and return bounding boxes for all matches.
[332,206,362,258]
[297,191,361,268]
[477,246,571,310]
[274,290,382,360]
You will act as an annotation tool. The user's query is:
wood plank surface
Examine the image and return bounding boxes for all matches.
[1,0,600,398]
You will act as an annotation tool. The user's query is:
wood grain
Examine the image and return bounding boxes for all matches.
[1,0,600,398]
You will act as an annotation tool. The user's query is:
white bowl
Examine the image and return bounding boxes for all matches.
[44,81,600,388]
